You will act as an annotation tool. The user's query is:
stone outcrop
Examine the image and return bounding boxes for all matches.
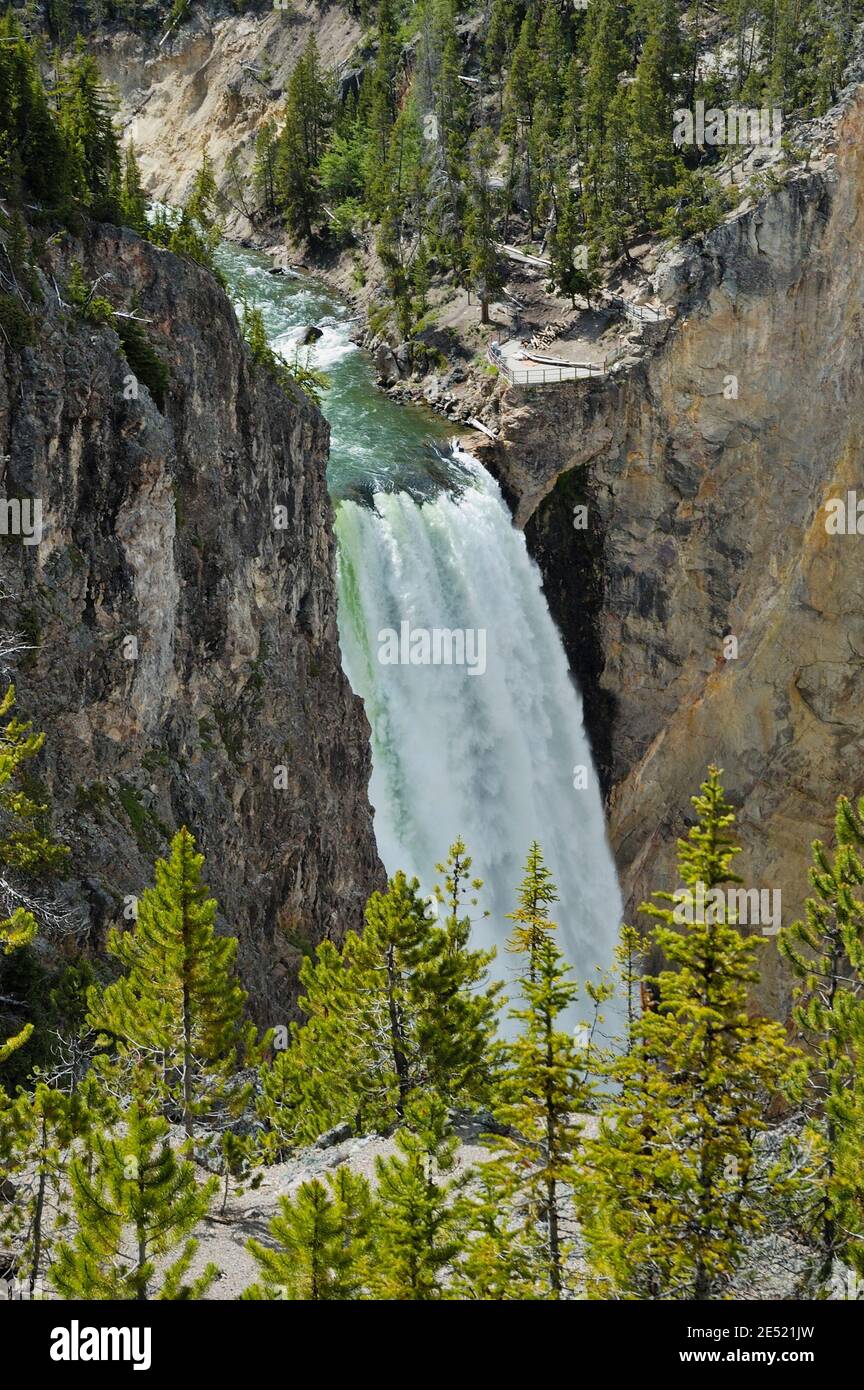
[0,223,383,1026]
[475,90,864,1014]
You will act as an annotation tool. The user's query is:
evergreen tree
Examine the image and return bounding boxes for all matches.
[629,2,679,223]
[49,1100,219,1300]
[149,154,223,275]
[584,768,795,1300]
[179,150,222,258]
[87,828,261,1143]
[483,0,513,91]
[0,1074,114,1296]
[274,36,333,238]
[252,121,279,218]
[432,0,470,248]
[503,13,539,237]
[424,838,504,1099]
[595,84,636,258]
[259,843,501,1144]
[505,839,558,976]
[779,793,864,1292]
[116,311,170,410]
[243,1168,373,1300]
[548,182,599,308]
[0,685,68,1066]
[465,126,505,325]
[56,41,121,215]
[0,16,69,209]
[370,1092,467,1300]
[582,0,629,224]
[476,887,603,1299]
[118,141,148,233]
[614,922,646,1056]
[361,0,400,215]
[255,936,357,1156]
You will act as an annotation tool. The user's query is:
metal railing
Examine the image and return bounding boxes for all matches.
[603,293,667,324]
[488,345,606,386]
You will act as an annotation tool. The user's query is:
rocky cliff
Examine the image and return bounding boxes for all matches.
[94,2,361,234]
[0,223,383,1025]
[476,89,864,1011]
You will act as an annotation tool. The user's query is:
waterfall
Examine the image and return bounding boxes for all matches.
[336,450,621,987]
[216,242,622,998]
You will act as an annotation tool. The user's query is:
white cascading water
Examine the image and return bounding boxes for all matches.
[336,453,622,988]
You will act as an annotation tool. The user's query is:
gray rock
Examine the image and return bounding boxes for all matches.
[374,343,400,385]
[313,1122,354,1150]
[0,222,384,1025]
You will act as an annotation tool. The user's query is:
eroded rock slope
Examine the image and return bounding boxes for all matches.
[0,223,383,1024]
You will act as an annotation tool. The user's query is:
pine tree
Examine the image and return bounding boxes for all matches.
[243,1168,373,1300]
[49,1100,219,1300]
[87,827,261,1143]
[531,0,568,234]
[503,14,538,238]
[778,793,864,1292]
[118,141,147,233]
[614,923,646,1056]
[596,84,636,258]
[549,182,600,308]
[628,2,679,223]
[259,843,501,1144]
[582,0,629,224]
[465,126,504,326]
[814,22,845,114]
[361,0,399,211]
[584,768,795,1300]
[0,1073,113,1296]
[56,41,121,215]
[0,685,68,1066]
[0,16,69,209]
[483,0,513,92]
[181,150,222,255]
[274,36,333,238]
[423,838,504,1101]
[505,839,558,978]
[256,937,358,1156]
[477,900,602,1299]
[370,1092,467,1300]
[252,121,279,217]
[432,0,470,250]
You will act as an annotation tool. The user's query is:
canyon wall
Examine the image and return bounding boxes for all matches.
[479,93,864,1011]
[0,223,383,1025]
[95,2,361,234]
